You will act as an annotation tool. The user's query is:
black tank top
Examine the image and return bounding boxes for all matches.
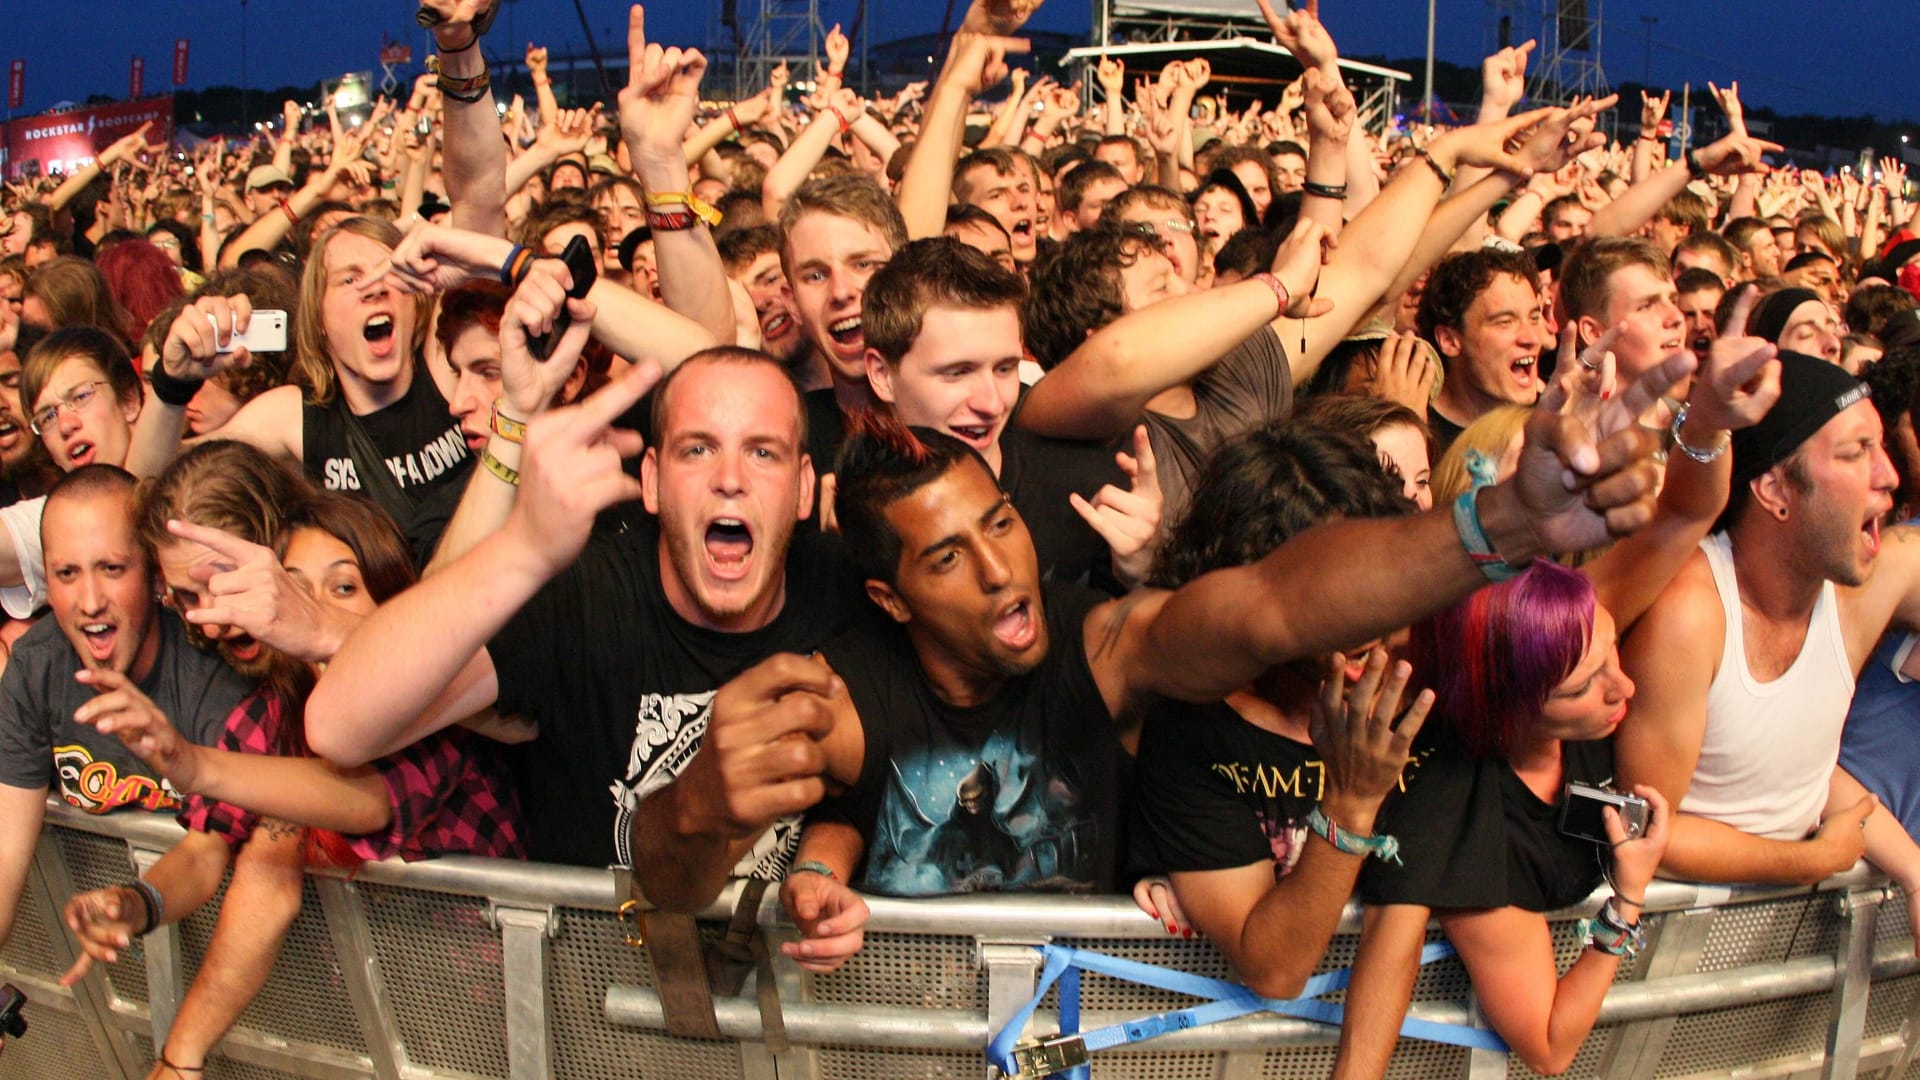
[301,363,472,565]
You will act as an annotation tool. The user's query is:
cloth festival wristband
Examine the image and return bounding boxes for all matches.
[490,401,527,444]
[479,445,520,486]
[1306,805,1402,864]
[788,860,838,881]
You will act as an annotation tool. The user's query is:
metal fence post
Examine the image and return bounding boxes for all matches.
[489,903,560,1080]
[1822,885,1884,1080]
[1595,908,1717,1079]
[978,937,1049,1079]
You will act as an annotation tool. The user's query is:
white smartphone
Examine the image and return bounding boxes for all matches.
[210,309,288,353]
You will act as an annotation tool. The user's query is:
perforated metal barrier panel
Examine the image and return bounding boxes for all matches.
[5,803,1920,1080]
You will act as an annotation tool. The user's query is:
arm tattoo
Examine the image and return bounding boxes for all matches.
[260,818,303,842]
[1091,592,1149,663]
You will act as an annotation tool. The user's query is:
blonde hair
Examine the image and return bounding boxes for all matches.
[293,217,430,406]
[1432,405,1530,506]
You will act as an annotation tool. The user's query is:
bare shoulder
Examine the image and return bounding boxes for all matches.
[216,384,305,460]
[1625,550,1725,663]
[1083,587,1174,712]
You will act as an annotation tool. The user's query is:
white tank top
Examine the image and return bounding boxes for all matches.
[1682,533,1854,839]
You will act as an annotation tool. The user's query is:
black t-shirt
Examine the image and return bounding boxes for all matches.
[1130,697,1448,881]
[999,418,1127,592]
[1363,734,1611,913]
[1426,405,1467,459]
[489,517,868,868]
[1130,699,1319,878]
[302,364,473,565]
[819,582,1125,896]
[804,387,848,479]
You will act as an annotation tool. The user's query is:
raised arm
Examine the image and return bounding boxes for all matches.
[503,106,594,200]
[762,92,858,220]
[422,0,509,236]
[1632,90,1670,184]
[1018,217,1333,441]
[44,124,153,213]
[1586,292,1781,627]
[1109,353,1688,707]
[896,32,1029,240]
[221,122,372,268]
[1589,129,1780,239]
[617,9,735,345]
[307,362,657,765]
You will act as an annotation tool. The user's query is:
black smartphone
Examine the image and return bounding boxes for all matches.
[1,983,26,1041]
[1559,782,1649,844]
[525,234,598,361]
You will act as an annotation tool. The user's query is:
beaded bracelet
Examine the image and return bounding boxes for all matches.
[1413,146,1453,188]
[1306,805,1402,865]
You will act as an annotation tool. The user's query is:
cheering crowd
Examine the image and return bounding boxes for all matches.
[1,0,1919,1074]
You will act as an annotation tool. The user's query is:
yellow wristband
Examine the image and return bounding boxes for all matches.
[490,400,527,444]
[641,190,722,227]
[479,445,521,486]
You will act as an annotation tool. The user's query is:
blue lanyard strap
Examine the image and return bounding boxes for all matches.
[986,941,1508,1077]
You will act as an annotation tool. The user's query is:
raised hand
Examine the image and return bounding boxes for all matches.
[1428,106,1559,177]
[943,32,1030,97]
[1691,130,1783,178]
[959,0,1046,37]
[96,122,156,169]
[165,519,355,664]
[769,60,791,96]
[824,23,851,72]
[503,360,660,576]
[1255,0,1339,74]
[160,293,255,382]
[419,0,491,49]
[617,6,708,168]
[1097,55,1125,97]
[1689,286,1782,432]
[1476,39,1536,116]
[1303,67,1356,143]
[500,259,598,416]
[1509,96,1615,176]
[1639,88,1670,133]
[1508,349,1694,552]
[384,220,513,294]
[1070,425,1163,588]
[779,867,870,973]
[1313,648,1433,834]
[1707,80,1746,137]
[525,42,550,77]
[537,105,598,156]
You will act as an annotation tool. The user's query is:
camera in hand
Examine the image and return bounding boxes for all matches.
[0,983,26,1040]
[1559,782,1650,844]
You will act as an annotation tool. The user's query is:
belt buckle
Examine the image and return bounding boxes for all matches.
[1010,1032,1088,1076]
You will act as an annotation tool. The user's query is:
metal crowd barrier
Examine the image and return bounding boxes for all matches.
[6,800,1920,1079]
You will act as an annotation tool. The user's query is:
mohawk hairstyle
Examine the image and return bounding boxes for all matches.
[833,409,997,585]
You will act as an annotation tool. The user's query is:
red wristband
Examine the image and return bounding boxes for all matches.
[1252,272,1291,317]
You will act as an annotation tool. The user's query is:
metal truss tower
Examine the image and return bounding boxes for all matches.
[718,0,827,100]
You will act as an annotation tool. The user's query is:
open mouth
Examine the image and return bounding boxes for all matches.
[949,422,997,451]
[363,313,394,343]
[1010,219,1035,245]
[0,413,19,446]
[704,517,754,577]
[762,311,794,340]
[79,621,116,662]
[65,439,96,466]
[1864,513,1885,558]
[1660,337,1684,352]
[993,598,1038,650]
[226,635,262,664]
[828,315,863,353]
[1510,356,1537,384]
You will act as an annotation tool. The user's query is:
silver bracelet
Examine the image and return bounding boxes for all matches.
[1670,401,1729,464]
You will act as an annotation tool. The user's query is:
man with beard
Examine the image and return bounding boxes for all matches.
[1619,354,1920,938]
[0,466,250,952]
[306,348,867,871]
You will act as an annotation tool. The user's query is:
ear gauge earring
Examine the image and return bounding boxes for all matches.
[1776,506,1790,521]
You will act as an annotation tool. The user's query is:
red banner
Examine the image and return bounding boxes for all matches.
[173,39,189,87]
[379,42,413,66]
[129,56,145,100]
[6,61,21,112]
[0,96,173,178]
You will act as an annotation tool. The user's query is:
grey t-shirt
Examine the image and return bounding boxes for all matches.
[0,609,253,814]
[1142,324,1293,523]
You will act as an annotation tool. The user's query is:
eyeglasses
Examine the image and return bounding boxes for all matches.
[30,380,108,436]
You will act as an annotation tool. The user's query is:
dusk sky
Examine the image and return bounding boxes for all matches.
[8,1,1915,125]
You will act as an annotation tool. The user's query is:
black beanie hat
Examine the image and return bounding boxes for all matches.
[1749,287,1823,345]
[1729,351,1871,494]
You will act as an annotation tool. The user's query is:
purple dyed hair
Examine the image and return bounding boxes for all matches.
[1406,561,1597,760]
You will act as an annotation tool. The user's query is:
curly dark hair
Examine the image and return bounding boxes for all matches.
[1151,419,1412,589]
[1021,222,1158,369]
[1416,247,1541,348]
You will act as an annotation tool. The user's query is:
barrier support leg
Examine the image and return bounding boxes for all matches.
[490,903,559,1080]
[1824,885,1885,1080]
[1596,908,1717,1080]
[314,877,407,1080]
